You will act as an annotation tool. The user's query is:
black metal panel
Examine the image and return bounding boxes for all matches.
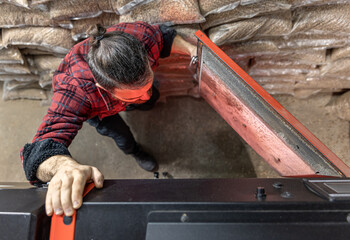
[0,186,50,240]
[146,223,350,240]
[75,179,350,240]
[82,178,325,203]
[1,179,350,240]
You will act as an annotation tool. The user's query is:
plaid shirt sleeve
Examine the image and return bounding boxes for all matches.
[21,76,92,183]
[21,45,94,183]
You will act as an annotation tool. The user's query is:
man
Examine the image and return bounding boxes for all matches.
[21,21,196,217]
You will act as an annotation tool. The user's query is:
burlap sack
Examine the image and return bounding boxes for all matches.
[0,4,72,28]
[0,4,52,28]
[320,58,350,77]
[0,47,24,64]
[265,88,294,96]
[252,75,305,84]
[98,0,117,13]
[262,81,325,96]
[40,89,53,106]
[295,77,350,89]
[208,12,292,46]
[50,0,103,21]
[2,27,75,54]
[198,0,240,17]
[33,55,63,72]
[0,33,3,50]
[327,90,350,121]
[273,33,350,50]
[155,52,197,101]
[292,4,350,35]
[116,0,154,15]
[31,0,51,4]
[2,80,47,101]
[222,40,280,58]
[293,89,323,99]
[4,79,40,91]
[54,20,73,29]
[39,70,54,89]
[0,74,40,82]
[289,0,349,8]
[262,82,295,91]
[20,48,65,57]
[156,63,194,76]
[254,49,326,65]
[251,60,316,70]
[228,56,250,72]
[119,0,205,25]
[0,62,31,74]
[29,1,50,11]
[71,13,119,41]
[249,63,316,76]
[24,55,38,75]
[240,0,264,4]
[202,0,291,30]
[331,46,350,61]
[1,0,28,8]
[173,24,200,46]
[156,55,194,80]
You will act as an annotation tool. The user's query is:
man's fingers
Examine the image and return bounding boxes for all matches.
[50,180,63,215]
[43,164,103,217]
[61,175,74,216]
[91,167,104,188]
[71,173,86,210]
[45,187,53,216]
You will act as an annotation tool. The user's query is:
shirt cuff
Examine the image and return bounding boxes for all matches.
[159,24,177,58]
[22,139,71,183]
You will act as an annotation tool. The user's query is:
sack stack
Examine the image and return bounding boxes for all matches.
[201,0,350,99]
[1,0,350,112]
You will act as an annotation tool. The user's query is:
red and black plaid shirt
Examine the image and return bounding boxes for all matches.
[36,21,169,146]
[21,21,176,182]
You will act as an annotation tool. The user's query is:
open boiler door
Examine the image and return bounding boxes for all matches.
[194,30,350,178]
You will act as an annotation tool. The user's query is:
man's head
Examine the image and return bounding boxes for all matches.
[87,24,153,103]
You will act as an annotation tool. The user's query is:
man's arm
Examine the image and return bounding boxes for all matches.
[170,34,197,58]
[21,81,104,217]
[157,24,196,59]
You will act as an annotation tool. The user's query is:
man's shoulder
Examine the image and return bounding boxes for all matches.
[53,73,96,93]
[58,38,91,76]
[54,38,95,90]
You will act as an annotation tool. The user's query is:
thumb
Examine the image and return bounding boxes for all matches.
[90,166,104,188]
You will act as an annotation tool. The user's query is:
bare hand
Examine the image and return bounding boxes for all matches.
[37,156,104,216]
[189,44,197,59]
[171,35,197,58]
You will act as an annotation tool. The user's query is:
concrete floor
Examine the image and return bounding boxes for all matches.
[0,81,349,182]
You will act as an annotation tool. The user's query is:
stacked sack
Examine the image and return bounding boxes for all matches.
[0,0,204,103]
[200,0,350,99]
[0,0,120,103]
[2,0,350,107]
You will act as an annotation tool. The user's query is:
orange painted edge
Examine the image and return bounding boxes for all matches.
[195,30,350,177]
[83,182,95,197]
[49,183,95,240]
